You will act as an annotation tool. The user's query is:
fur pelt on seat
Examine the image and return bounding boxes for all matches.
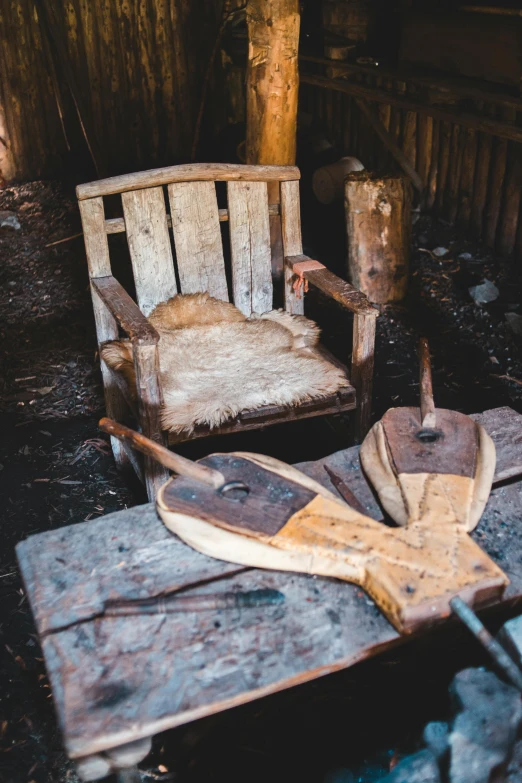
[101,293,347,434]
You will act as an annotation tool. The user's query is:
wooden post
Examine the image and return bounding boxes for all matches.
[245,0,300,280]
[344,173,412,304]
[352,312,376,442]
[134,343,170,501]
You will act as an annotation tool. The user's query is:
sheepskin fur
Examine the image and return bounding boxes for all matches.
[101,293,347,434]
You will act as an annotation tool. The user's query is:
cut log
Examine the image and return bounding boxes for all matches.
[344,173,412,303]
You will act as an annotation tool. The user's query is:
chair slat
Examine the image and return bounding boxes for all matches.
[281,180,304,315]
[79,197,111,278]
[168,182,229,301]
[121,187,178,316]
[227,181,273,316]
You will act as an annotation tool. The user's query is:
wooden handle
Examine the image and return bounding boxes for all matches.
[99,418,225,489]
[418,337,436,429]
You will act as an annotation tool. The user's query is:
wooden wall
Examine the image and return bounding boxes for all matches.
[0,0,225,181]
[300,78,522,259]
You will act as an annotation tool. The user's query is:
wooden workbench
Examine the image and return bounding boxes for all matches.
[16,407,522,779]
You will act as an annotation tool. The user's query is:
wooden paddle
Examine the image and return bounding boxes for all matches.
[360,338,497,531]
[100,416,507,634]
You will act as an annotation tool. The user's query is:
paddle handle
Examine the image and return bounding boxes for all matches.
[418,337,436,428]
[99,418,225,489]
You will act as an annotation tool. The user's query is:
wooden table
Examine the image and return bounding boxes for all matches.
[17,406,522,780]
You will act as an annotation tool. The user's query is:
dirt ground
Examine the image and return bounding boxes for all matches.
[1,181,521,783]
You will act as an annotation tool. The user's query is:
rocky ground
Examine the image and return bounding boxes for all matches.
[1,181,521,783]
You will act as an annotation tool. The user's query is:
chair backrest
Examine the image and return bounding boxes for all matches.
[77,163,303,317]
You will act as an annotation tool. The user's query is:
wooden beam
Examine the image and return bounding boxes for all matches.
[286,255,377,316]
[76,164,300,200]
[245,0,300,279]
[300,54,522,113]
[461,5,522,17]
[104,204,281,235]
[91,277,159,345]
[301,73,522,145]
[245,0,300,166]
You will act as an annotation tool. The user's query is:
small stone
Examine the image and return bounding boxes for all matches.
[432,247,448,257]
[75,754,111,781]
[0,211,21,230]
[468,279,499,305]
[423,722,449,761]
[458,252,473,261]
[449,668,522,783]
[506,312,522,337]
[375,750,440,783]
[498,614,522,668]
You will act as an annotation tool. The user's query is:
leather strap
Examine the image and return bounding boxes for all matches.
[292,258,326,298]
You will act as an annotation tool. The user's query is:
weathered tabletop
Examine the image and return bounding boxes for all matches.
[16,406,522,763]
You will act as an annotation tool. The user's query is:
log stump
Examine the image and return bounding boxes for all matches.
[344,172,412,303]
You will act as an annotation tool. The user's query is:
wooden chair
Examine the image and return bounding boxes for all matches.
[77,163,378,499]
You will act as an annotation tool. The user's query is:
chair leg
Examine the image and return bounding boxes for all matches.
[134,343,170,501]
[351,311,377,443]
[92,285,134,476]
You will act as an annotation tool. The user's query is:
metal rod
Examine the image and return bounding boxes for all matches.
[104,589,285,617]
[324,465,368,516]
[450,597,522,692]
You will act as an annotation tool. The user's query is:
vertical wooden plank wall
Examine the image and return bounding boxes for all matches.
[0,0,68,179]
[0,0,225,179]
[300,80,522,261]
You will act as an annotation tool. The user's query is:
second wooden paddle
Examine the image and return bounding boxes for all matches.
[360,338,496,531]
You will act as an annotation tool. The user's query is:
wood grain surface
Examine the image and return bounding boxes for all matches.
[77,164,300,200]
[168,182,229,302]
[227,181,273,316]
[91,277,159,345]
[162,455,316,537]
[16,407,522,761]
[381,407,480,477]
[167,386,356,445]
[121,187,178,316]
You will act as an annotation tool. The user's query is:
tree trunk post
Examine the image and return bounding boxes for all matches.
[245,0,300,280]
[344,172,412,304]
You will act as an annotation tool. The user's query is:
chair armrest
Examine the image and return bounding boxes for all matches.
[286,255,378,317]
[91,276,159,345]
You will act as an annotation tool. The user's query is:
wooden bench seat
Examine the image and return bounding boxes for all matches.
[16,407,522,779]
